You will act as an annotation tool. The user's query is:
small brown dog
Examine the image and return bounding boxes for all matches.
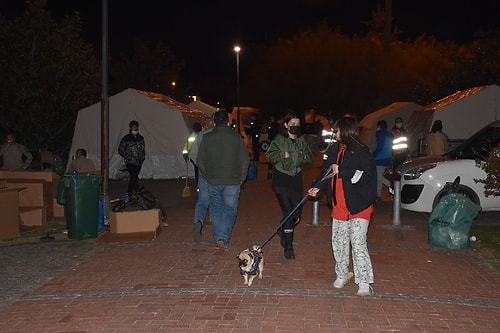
[237,245,264,286]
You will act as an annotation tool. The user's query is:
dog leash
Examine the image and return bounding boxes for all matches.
[257,164,336,251]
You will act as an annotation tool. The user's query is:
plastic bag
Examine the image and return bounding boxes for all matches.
[247,162,257,180]
[428,192,481,249]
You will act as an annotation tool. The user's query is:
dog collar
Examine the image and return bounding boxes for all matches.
[248,249,262,275]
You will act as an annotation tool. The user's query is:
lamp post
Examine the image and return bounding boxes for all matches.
[234,45,241,133]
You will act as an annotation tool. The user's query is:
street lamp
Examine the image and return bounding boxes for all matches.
[234,45,241,133]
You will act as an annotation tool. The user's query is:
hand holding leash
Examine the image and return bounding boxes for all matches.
[308,163,337,197]
[257,164,337,250]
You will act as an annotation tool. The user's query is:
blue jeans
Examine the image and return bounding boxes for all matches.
[194,175,209,225]
[207,183,241,244]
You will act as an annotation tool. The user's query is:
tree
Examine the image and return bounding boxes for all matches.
[109,39,188,102]
[475,145,500,197]
[0,0,100,156]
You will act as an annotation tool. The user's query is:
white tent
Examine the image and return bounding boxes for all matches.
[68,88,205,179]
[407,84,500,153]
[359,102,422,150]
[187,100,218,127]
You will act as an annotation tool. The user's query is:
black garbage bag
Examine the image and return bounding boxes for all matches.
[428,192,481,249]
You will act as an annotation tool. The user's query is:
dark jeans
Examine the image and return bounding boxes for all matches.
[126,163,142,194]
[273,171,303,229]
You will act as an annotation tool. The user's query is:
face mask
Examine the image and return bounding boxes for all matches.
[288,125,301,136]
[396,123,402,129]
[131,130,139,135]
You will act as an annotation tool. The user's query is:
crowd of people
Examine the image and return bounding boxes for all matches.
[186,112,385,296]
[1,111,449,298]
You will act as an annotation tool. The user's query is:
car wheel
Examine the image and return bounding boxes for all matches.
[260,140,270,151]
[432,185,480,210]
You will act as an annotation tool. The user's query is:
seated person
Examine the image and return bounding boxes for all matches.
[67,148,96,173]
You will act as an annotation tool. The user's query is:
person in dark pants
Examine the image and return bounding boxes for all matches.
[250,114,261,161]
[266,112,314,259]
[118,120,145,196]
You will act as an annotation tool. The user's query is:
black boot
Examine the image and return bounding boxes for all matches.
[278,228,285,248]
[283,230,295,259]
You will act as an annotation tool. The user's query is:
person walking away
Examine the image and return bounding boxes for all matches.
[391,117,409,171]
[266,112,314,259]
[197,111,249,253]
[425,120,448,156]
[118,120,145,196]
[0,132,33,170]
[249,114,262,162]
[307,115,376,296]
[372,120,393,201]
[182,122,203,183]
[67,148,96,173]
[267,116,279,142]
[189,117,214,242]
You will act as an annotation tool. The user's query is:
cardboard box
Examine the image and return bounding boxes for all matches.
[0,170,57,182]
[0,188,22,240]
[52,198,65,217]
[5,180,49,207]
[110,209,161,235]
[20,206,47,226]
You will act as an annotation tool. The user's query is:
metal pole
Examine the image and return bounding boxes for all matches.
[100,0,110,225]
[234,46,241,133]
[392,177,401,227]
[236,50,240,133]
[311,196,320,226]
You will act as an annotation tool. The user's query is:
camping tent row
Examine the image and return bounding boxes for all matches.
[68,88,216,179]
[359,84,500,155]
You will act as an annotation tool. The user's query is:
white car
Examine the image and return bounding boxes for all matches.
[397,120,500,213]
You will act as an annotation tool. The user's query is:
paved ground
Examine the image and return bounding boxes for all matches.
[1,157,499,332]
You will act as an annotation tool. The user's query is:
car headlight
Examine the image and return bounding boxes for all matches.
[403,163,438,180]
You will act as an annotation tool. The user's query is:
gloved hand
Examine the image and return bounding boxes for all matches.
[183,153,189,162]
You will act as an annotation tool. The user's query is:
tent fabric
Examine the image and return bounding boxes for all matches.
[68,88,205,179]
[407,84,500,154]
[359,102,422,150]
[188,100,218,128]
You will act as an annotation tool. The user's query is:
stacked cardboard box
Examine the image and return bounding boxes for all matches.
[0,181,23,240]
[0,171,61,226]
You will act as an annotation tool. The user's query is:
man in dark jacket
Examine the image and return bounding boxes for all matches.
[118,120,145,196]
[197,111,249,253]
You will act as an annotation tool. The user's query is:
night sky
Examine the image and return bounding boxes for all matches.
[2,0,498,103]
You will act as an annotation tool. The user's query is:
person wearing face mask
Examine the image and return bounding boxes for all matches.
[391,117,409,171]
[118,120,145,196]
[266,112,314,259]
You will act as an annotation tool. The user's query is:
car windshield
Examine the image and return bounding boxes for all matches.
[447,123,500,161]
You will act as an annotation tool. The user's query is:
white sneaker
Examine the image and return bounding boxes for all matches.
[333,276,348,289]
[357,283,372,296]
[333,271,353,289]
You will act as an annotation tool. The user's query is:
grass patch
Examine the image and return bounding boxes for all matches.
[1,220,68,246]
[469,224,500,272]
